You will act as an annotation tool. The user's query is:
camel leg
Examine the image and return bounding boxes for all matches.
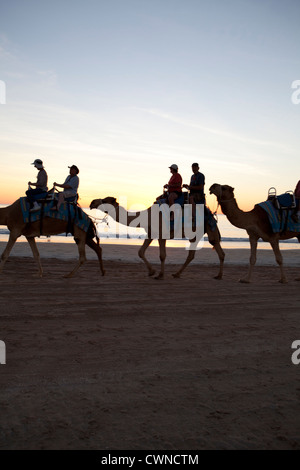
[26,237,43,278]
[240,236,258,283]
[86,238,105,276]
[0,232,19,274]
[154,239,166,280]
[64,238,87,278]
[138,238,156,276]
[173,249,195,278]
[270,239,287,283]
[210,241,225,280]
[207,225,225,279]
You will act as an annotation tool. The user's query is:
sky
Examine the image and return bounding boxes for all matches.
[0,0,299,211]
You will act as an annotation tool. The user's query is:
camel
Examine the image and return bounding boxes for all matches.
[0,199,105,277]
[209,183,300,283]
[90,196,225,279]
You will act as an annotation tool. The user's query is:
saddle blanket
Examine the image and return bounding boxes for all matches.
[257,200,300,233]
[19,197,91,233]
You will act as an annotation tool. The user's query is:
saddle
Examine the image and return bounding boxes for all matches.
[25,192,81,236]
[267,187,296,210]
[267,186,298,230]
[31,192,78,204]
[155,191,191,206]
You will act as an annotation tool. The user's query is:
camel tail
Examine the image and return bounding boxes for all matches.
[297,235,300,244]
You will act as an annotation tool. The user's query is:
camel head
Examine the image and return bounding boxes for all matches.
[89,197,119,211]
[209,184,235,201]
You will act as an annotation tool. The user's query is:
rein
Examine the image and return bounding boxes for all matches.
[218,186,235,204]
[213,189,235,216]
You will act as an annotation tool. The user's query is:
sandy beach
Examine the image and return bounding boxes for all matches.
[0,240,300,450]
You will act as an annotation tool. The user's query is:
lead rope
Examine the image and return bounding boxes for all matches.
[212,187,221,221]
[89,213,109,226]
[212,202,219,222]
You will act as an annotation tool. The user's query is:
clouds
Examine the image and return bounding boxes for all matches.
[0,1,300,209]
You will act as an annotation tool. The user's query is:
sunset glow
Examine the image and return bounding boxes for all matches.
[0,1,299,212]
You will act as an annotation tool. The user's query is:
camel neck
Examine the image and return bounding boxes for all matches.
[219,198,247,229]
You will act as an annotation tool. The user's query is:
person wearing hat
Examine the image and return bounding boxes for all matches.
[52,165,80,211]
[26,159,48,212]
[163,164,183,207]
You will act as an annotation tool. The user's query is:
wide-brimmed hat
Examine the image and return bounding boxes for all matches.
[31,159,44,169]
[169,164,178,170]
[68,165,79,174]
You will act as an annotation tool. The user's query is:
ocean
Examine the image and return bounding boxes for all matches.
[0,204,299,250]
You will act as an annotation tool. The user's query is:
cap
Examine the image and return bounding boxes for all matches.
[169,164,178,170]
[192,162,199,167]
[31,159,44,169]
[68,165,79,174]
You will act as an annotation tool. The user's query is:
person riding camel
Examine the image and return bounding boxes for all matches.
[163,164,182,206]
[52,165,79,211]
[183,163,205,218]
[26,159,48,212]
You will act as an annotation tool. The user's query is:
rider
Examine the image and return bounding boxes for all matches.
[52,165,79,211]
[26,159,48,212]
[163,164,182,206]
[183,163,205,217]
